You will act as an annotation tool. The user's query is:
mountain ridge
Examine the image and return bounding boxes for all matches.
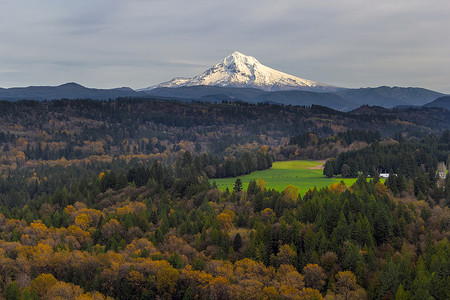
[0,82,142,101]
[145,85,356,111]
[423,95,450,110]
[141,51,339,92]
[0,82,445,112]
[335,86,444,108]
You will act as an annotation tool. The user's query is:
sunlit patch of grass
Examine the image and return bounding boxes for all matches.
[211,160,360,197]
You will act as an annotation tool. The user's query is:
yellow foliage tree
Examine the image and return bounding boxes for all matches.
[375,182,389,196]
[206,276,230,299]
[29,221,49,240]
[30,273,58,297]
[238,278,264,299]
[64,205,76,215]
[217,209,236,231]
[45,281,84,300]
[283,185,299,202]
[276,264,305,291]
[298,287,324,299]
[333,271,366,300]
[66,225,91,249]
[234,258,274,284]
[277,245,296,266]
[75,291,112,300]
[128,270,145,287]
[279,285,300,299]
[156,264,179,296]
[263,286,279,299]
[81,209,104,226]
[258,145,269,154]
[74,214,90,230]
[31,243,54,270]
[116,206,132,216]
[261,208,275,223]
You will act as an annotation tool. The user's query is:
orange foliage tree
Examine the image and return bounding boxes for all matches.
[329,182,347,193]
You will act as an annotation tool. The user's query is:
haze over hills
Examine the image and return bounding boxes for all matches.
[145,86,357,111]
[336,86,444,108]
[140,51,339,92]
[0,52,447,111]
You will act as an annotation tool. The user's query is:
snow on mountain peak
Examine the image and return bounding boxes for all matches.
[142,52,336,91]
[223,51,260,67]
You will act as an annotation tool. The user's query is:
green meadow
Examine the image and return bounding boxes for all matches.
[212,160,361,196]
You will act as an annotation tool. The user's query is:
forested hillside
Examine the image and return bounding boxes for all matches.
[0,159,448,299]
[0,99,449,299]
[1,99,449,171]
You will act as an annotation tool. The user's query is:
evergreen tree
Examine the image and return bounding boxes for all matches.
[411,257,433,299]
[233,233,243,252]
[5,282,21,300]
[247,180,258,196]
[324,160,335,178]
[233,178,243,193]
[379,258,400,298]
[394,284,410,300]
[341,164,351,178]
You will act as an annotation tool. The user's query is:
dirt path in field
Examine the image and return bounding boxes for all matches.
[307,160,326,170]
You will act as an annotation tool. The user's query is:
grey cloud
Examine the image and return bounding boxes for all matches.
[0,0,449,92]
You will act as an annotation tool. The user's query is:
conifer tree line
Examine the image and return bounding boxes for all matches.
[324,131,449,176]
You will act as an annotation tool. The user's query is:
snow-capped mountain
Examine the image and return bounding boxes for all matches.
[141,51,337,91]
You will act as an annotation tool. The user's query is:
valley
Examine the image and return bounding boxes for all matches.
[0,97,448,299]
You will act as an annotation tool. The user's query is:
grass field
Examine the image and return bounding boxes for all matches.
[212,160,361,196]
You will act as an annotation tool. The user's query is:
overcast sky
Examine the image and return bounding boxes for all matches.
[1,0,449,92]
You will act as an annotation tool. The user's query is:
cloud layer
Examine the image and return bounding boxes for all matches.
[1,0,449,92]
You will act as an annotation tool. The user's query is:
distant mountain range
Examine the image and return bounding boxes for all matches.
[335,86,443,107]
[0,52,447,111]
[0,82,142,101]
[144,86,355,111]
[145,85,444,111]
